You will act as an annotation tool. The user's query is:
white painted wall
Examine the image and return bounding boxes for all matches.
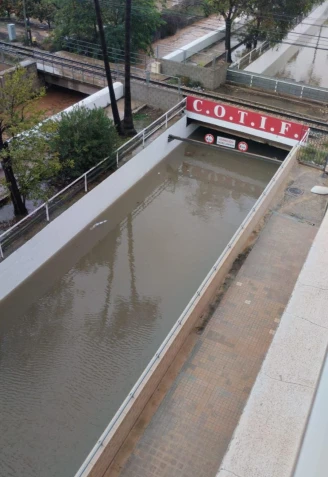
[216,210,328,477]
[245,1,328,75]
[51,83,124,121]
[187,110,299,147]
[163,18,243,63]
[0,117,197,302]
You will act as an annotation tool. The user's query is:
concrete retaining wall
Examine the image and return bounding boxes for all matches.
[74,142,299,477]
[130,80,181,110]
[163,28,226,63]
[0,116,196,303]
[43,74,101,95]
[245,1,328,76]
[216,200,328,477]
[0,58,41,90]
[161,60,228,90]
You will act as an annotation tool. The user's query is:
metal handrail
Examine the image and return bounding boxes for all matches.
[230,41,270,70]
[228,68,328,94]
[74,135,304,477]
[0,99,186,259]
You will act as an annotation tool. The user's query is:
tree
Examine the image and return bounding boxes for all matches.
[0,0,14,17]
[51,106,119,181]
[93,0,123,135]
[33,0,58,28]
[123,0,136,136]
[240,0,318,50]
[53,0,162,56]
[0,67,47,215]
[205,0,248,63]
[0,122,61,206]
[54,0,98,43]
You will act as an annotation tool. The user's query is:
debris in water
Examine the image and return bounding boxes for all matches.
[90,220,108,230]
[311,186,328,195]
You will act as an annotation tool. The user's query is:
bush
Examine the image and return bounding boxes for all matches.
[52,106,119,182]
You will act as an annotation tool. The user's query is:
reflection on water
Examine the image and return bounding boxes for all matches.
[0,143,278,477]
[275,14,328,87]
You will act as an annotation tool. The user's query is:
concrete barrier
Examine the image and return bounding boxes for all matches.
[216,199,328,477]
[52,82,124,120]
[74,141,299,477]
[0,116,196,303]
[163,28,226,63]
[162,18,243,63]
[245,1,328,76]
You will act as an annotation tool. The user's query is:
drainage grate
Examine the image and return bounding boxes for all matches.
[287,187,304,197]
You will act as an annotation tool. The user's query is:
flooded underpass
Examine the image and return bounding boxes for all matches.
[0,139,280,477]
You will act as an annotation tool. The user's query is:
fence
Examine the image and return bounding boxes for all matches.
[0,43,183,91]
[0,99,187,261]
[227,69,328,103]
[230,41,270,70]
[297,129,328,168]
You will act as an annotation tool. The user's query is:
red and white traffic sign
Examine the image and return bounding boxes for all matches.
[204,133,215,144]
[237,141,248,152]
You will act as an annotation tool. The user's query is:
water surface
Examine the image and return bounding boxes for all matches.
[0,142,278,477]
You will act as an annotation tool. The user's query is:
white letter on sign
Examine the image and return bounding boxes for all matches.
[259,116,267,130]
[193,99,203,112]
[237,110,248,124]
[280,122,292,135]
[214,105,226,118]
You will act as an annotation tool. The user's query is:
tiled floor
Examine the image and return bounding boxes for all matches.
[115,166,326,477]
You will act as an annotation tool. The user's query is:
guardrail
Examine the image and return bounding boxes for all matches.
[230,41,270,70]
[74,132,305,477]
[0,43,182,88]
[0,98,186,261]
[227,69,328,103]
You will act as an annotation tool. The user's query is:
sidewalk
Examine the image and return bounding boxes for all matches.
[108,163,328,477]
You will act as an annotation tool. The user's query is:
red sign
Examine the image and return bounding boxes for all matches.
[204,133,215,144]
[186,96,309,142]
[238,141,248,152]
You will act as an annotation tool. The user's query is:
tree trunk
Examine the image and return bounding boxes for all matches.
[225,17,232,63]
[93,0,123,135]
[123,0,136,136]
[1,152,27,216]
[253,17,261,49]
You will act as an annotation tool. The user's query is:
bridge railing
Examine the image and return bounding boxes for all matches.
[0,98,187,261]
[229,41,270,70]
[226,69,328,103]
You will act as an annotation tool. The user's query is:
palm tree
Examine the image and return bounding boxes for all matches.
[93,0,123,135]
[123,0,136,136]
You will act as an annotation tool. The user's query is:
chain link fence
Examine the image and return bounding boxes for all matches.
[298,130,328,169]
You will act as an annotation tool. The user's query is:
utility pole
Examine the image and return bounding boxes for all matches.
[22,0,29,45]
[93,0,123,135]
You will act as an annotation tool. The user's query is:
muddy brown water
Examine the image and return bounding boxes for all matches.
[0,142,278,477]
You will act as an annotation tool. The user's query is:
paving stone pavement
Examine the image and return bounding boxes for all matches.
[117,211,317,477]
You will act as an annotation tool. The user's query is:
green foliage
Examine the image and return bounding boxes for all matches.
[52,106,119,181]
[0,66,46,142]
[53,0,98,45]
[298,143,328,167]
[53,0,162,55]
[0,121,61,203]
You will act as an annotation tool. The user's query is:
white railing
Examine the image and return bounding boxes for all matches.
[230,41,270,70]
[74,136,303,477]
[0,99,186,260]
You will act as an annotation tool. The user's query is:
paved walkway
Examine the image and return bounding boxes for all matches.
[111,165,327,477]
